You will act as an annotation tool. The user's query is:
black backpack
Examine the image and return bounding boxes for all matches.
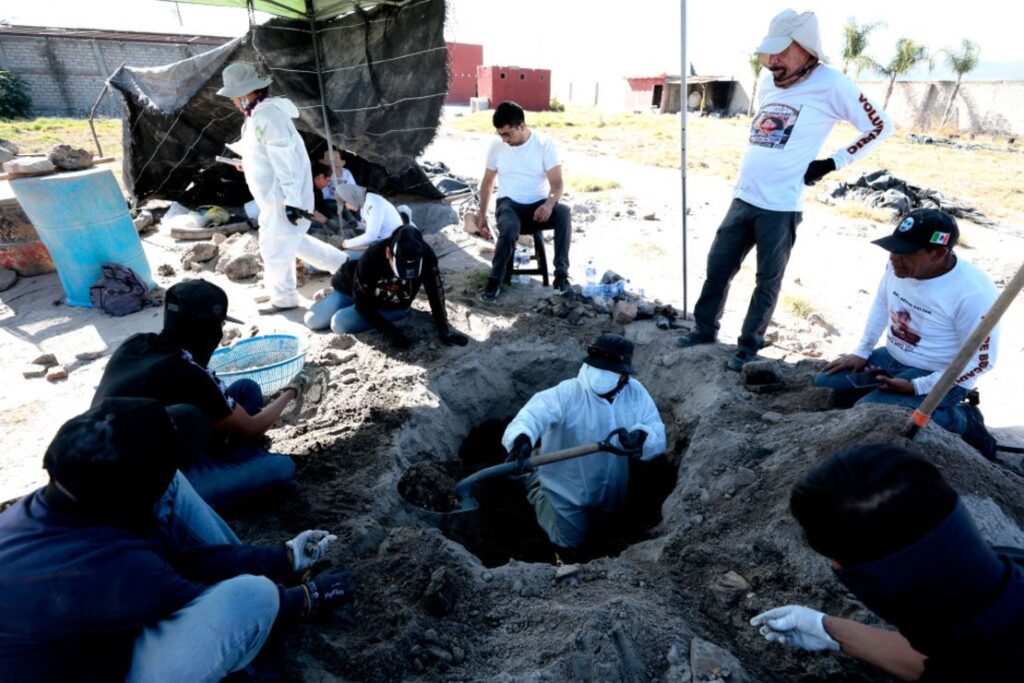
[89,263,155,317]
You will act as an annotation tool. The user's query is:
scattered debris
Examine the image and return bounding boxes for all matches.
[47,145,94,171]
[157,264,176,277]
[907,133,1022,155]
[31,353,58,368]
[215,233,262,281]
[74,350,106,362]
[133,210,155,234]
[22,366,47,379]
[612,300,638,325]
[46,366,69,383]
[184,242,219,265]
[807,311,840,337]
[830,169,994,225]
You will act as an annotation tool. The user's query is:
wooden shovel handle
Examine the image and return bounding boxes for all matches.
[528,442,601,467]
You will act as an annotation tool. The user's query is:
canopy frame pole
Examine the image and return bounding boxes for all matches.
[679,0,688,315]
[307,1,338,175]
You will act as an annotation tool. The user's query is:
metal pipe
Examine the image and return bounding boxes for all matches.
[308,1,338,176]
[88,79,115,158]
[679,0,688,315]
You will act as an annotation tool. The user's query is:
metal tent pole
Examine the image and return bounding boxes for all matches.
[679,0,688,315]
[308,2,338,170]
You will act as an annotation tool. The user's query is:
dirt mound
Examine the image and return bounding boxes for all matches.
[232,293,1024,682]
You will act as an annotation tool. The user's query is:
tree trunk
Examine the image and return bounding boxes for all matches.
[748,79,759,116]
[883,75,897,109]
[940,76,963,128]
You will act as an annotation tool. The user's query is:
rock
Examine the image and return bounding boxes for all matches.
[636,299,655,319]
[3,157,55,176]
[423,567,460,616]
[655,314,672,330]
[157,264,176,277]
[330,335,357,350]
[807,311,840,336]
[23,366,47,379]
[185,242,219,264]
[710,570,752,608]
[340,374,359,385]
[46,366,69,382]
[74,349,106,362]
[0,268,17,292]
[567,307,587,325]
[690,637,750,683]
[451,645,465,665]
[555,564,581,580]
[211,232,227,245]
[741,360,783,386]
[600,270,624,285]
[224,254,261,280]
[643,212,657,221]
[0,139,20,155]
[32,353,58,368]
[761,411,784,424]
[0,147,13,165]
[47,144,94,170]
[254,295,271,304]
[133,210,154,233]
[591,296,614,314]
[320,350,357,366]
[612,300,638,325]
[221,327,241,345]
[481,571,493,583]
[734,467,757,487]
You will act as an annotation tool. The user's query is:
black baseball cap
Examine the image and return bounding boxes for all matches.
[165,279,242,323]
[583,334,636,375]
[872,209,959,254]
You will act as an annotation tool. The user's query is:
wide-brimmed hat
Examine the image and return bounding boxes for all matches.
[217,62,273,97]
[756,9,830,63]
[583,334,635,375]
[335,183,367,209]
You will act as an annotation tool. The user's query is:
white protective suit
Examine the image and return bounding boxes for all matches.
[236,97,346,307]
[502,365,667,548]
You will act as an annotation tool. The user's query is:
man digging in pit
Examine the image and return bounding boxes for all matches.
[752,444,1024,681]
[501,334,666,557]
[677,9,892,371]
[814,209,1000,436]
[476,100,573,301]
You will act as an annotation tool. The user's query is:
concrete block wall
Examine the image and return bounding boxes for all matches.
[859,80,1024,136]
[0,33,226,117]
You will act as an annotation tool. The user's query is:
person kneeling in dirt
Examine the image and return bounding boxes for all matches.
[752,444,1024,681]
[0,398,355,683]
[502,334,667,553]
[814,209,999,435]
[332,182,413,261]
[93,280,306,507]
[305,225,469,348]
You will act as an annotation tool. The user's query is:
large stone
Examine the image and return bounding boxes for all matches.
[223,254,261,280]
[185,242,219,264]
[3,157,55,176]
[709,570,752,608]
[47,145,94,170]
[133,210,155,233]
[612,300,638,325]
[689,637,750,682]
[0,139,20,155]
[740,360,783,386]
[0,147,13,165]
[591,296,614,314]
[0,268,17,292]
[31,353,58,368]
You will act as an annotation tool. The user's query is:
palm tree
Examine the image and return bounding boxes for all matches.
[841,18,883,78]
[873,38,930,109]
[747,53,763,116]
[937,39,980,126]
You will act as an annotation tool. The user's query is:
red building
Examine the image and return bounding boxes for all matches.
[477,66,551,112]
[446,42,483,105]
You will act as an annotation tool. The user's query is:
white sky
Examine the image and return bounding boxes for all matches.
[1,1,1021,81]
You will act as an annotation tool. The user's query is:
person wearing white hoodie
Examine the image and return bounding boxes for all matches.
[218,63,346,312]
[502,334,667,550]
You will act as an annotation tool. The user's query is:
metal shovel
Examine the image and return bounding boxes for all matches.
[453,429,641,514]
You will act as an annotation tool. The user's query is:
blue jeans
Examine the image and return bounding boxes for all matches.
[181,379,296,508]
[126,575,278,682]
[155,471,240,548]
[304,290,410,334]
[813,347,968,434]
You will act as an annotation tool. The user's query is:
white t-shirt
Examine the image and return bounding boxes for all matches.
[853,258,1000,394]
[345,193,403,249]
[736,65,892,212]
[486,130,560,204]
[322,168,356,200]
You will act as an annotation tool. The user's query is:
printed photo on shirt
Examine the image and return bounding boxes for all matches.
[750,104,800,149]
[890,309,922,347]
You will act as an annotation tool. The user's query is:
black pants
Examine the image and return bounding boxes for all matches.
[692,198,801,353]
[491,197,571,281]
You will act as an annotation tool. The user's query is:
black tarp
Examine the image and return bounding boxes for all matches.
[109,0,447,205]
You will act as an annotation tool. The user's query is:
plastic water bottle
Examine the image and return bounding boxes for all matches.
[513,247,530,284]
[585,258,597,285]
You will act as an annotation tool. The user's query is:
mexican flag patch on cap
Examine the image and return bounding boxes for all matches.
[930,231,951,245]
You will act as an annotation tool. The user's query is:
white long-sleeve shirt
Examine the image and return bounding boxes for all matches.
[344,193,403,250]
[853,259,1000,395]
[502,365,667,548]
[736,65,892,212]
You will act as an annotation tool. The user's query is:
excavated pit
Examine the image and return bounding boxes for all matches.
[236,314,1024,682]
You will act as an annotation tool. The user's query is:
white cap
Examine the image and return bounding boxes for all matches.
[217,63,273,98]
[756,9,830,63]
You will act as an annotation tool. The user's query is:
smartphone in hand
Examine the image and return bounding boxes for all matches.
[847,370,893,389]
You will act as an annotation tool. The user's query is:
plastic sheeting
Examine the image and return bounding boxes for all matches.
[109,0,447,204]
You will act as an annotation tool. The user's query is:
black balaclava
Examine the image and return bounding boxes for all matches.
[43,398,180,532]
[159,308,223,368]
[390,227,426,298]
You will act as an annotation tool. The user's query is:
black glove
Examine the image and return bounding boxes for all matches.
[439,328,469,346]
[284,205,306,225]
[390,330,412,349]
[304,567,356,615]
[803,158,836,186]
[505,433,533,471]
[617,429,647,453]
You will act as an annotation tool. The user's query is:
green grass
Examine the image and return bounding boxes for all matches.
[569,174,621,193]
[783,294,815,318]
[0,116,123,181]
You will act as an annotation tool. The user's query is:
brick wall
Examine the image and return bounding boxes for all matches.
[0,33,227,117]
[857,80,1024,136]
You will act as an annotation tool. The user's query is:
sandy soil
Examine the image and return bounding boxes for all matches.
[1,121,1023,681]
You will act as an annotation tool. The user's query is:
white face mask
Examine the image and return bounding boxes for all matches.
[582,365,623,395]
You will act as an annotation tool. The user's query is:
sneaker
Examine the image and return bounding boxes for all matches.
[480,277,500,302]
[553,275,572,293]
[258,303,298,316]
[726,350,758,372]
[676,330,715,348]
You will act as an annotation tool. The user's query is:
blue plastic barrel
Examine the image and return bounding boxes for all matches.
[10,167,153,307]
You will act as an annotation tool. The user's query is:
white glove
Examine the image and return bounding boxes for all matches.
[285,529,337,572]
[750,605,840,652]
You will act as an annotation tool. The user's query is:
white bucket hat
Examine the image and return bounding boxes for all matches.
[217,63,273,98]
[756,9,830,63]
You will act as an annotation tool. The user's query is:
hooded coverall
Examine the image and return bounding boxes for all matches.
[502,365,667,548]
[238,97,346,308]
